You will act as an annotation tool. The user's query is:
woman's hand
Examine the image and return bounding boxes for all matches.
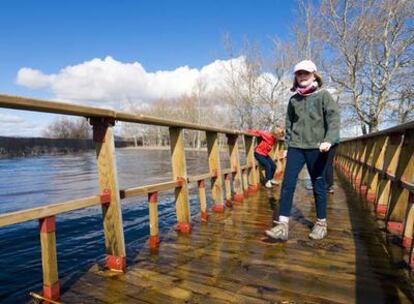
[319,142,332,152]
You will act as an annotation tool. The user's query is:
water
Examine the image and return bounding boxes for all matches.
[0,148,237,303]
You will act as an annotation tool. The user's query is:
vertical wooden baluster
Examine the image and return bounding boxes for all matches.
[244,134,259,194]
[206,131,225,213]
[359,139,371,196]
[39,216,59,302]
[274,141,285,183]
[242,168,249,197]
[169,127,191,233]
[400,131,414,249]
[148,192,160,250]
[386,133,407,235]
[226,134,244,203]
[404,194,414,250]
[224,173,232,207]
[90,117,126,272]
[198,179,208,222]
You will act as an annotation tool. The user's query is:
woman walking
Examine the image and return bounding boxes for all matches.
[265,60,340,241]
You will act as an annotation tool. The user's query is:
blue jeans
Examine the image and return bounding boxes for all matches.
[254,152,276,181]
[279,148,329,219]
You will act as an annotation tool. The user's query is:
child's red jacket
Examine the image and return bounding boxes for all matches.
[248,130,276,157]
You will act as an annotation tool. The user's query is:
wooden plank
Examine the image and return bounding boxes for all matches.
[187,172,212,183]
[0,195,101,228]
[121,180,179,199]
[92,118,126,272]
[169,127,191,228]
[206,131,225,212]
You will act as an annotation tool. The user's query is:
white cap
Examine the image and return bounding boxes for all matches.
[294,60,317,73]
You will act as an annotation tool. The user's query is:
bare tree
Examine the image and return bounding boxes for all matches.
[43,117,91,139]
[315,0,414,133]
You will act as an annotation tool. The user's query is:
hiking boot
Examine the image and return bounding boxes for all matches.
[309,221,327,240]
[265,221,288,241]
[265,180,273,188]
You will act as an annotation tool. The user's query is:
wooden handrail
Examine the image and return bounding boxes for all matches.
[0,195,102,228]
[0,94,249,135]
[0,92,288,302]
[341,120,414,142]
[335,122,414,269]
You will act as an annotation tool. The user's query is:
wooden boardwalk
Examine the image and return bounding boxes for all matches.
[60,174,414,304]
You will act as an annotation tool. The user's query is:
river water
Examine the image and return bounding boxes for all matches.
[0,148,238,303]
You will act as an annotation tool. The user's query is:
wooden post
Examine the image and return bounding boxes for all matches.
[242,168,249,196]
[206,131,225,213]
[244,135,259,194]
[383,133,408,235]
[224,173,232,207]
[39,216,59,302]
[385,133,408,235]
[376,177,390,218]
[226,134,244,203]
[169,127,192,233]
[198,180,208,222]
[148,192,160,250]
[274,141,285,182]
[90,118,126,272]
[403,194,414,249]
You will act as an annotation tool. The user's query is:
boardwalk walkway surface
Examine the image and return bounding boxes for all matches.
[60,173,414,304]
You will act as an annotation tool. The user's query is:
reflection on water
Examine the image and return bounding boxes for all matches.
[0,148,238,303]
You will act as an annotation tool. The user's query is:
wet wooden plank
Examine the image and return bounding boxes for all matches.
[61,177,414,304]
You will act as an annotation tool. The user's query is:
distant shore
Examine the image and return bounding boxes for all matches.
[0,136,134,159]
[0,137,240,158]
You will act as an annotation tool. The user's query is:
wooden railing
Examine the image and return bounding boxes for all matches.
[335,121,414,266]
[0,94,286,302]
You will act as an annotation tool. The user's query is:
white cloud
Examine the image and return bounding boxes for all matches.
[0,113,26,124]
[0,112,44,137]
[16,56,247,109]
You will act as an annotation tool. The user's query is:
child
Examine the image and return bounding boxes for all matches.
[248,128,283,189]
[265,60,340,241]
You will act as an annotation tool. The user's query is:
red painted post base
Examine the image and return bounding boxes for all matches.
[149,235,160,249]
[247,185,259,194]
[106,255,126,272]
[387,221,404,235]
[176,222,192,234]
[410,254,414,270]
[233,193,244,203]
[43,282,60,302]
[376,204,387,217]
[212,203,225,213]
[367,191,376,204]
[360,185,368,196]
[403,236,412,249]
[201,211,209,222]
[225,199,233,207]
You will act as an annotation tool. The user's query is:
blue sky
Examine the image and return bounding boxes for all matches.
[0,0,297,136]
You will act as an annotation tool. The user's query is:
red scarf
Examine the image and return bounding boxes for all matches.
[296,81,318,96]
